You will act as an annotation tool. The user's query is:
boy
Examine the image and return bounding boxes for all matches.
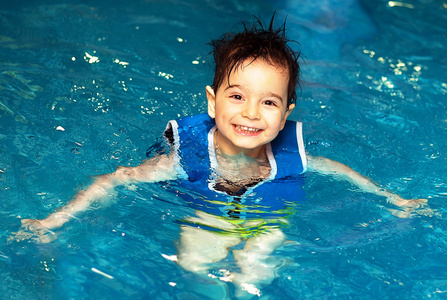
[15,16,427,296]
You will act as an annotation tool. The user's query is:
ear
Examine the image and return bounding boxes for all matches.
[206,85,216,119]
[280,103,295,130]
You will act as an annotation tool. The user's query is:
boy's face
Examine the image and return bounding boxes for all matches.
[206,58,295,158]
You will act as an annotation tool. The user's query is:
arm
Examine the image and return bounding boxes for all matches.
[16,154,177,242]
[307,155,427,208]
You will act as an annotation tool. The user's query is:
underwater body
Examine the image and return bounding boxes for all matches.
[1,0,446,299]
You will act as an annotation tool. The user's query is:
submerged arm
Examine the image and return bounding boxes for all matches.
[16,154,176,241]
[307,155,427,208]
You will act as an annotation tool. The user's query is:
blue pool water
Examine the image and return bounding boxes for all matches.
[1,0,446,298]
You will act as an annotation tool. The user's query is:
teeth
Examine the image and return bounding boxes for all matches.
[236,125,260,132]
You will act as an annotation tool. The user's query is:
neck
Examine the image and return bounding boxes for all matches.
[213,132,271,184]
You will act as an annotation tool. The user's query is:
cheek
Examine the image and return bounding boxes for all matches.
[214,100,228,113]
[216,102,238,118]
[268,111,286,124]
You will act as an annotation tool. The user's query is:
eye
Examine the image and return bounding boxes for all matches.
[230,94,243,100]
[264,100,277,106]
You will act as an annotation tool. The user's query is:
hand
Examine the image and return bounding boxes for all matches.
[9,219,57,243]
[389,195,427,208]
[386,196,435,218]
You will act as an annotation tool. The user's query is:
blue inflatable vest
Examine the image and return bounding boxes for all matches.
[164,114,307,222]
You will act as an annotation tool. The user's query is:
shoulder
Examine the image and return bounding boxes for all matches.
[164,114,214,143]
[168,114,214,130]
[164,114,214,179]
[270,120,307,175]
[272,120,304,153]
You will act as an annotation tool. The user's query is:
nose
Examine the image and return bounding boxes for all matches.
[242,101,260,120]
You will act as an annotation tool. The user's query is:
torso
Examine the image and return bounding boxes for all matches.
[163,114,307,220]
[213,143,271,196]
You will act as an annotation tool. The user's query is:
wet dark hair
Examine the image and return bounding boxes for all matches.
[208,14,302,107]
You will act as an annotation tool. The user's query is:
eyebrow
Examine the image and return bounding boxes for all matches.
[225,84,285,103]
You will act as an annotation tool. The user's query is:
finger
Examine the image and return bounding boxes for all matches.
[38,231,57,243]
[21,219,33,225]
[387,208,411,218]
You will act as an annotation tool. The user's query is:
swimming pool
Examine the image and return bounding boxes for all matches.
[1,0,446,298]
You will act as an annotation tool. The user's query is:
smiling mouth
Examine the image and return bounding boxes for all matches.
[234,125,262,134]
